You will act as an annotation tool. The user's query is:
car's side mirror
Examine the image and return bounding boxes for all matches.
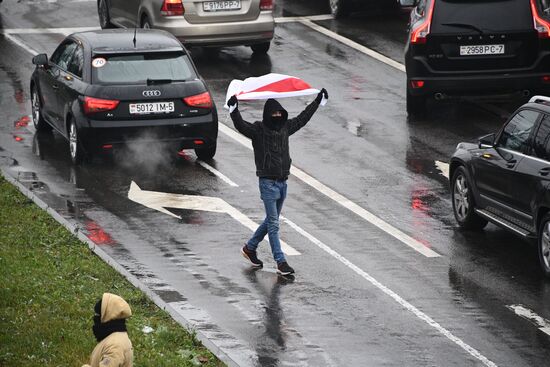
[32,54,49,67]
[399,0,418,7]
[478,133,496,149]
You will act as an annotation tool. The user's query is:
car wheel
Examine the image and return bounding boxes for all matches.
[68,119,85,165]
[141,16,151,29]
[31,86,51,132]
[538,214,550,278]
[195,143,216,161]
[98,0,114,29]
[329,0,350,18]
[451,166,488,230]
[406,89,427,117]
[251,42,271,54]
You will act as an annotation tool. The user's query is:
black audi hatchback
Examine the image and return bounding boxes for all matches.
[405,0,550,115]
[450,96,550,276]
[30,29,218,164]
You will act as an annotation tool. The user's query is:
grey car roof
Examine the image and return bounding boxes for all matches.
[73,29,184,53]
[524,102,550,115]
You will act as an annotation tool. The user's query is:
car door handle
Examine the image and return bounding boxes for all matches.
[540,167,550,176]
[506,159,517,168]
[52,84,59,90]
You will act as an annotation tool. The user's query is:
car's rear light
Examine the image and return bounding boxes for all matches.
[161,0,184,16]
[543,76,550,83]
[194,140,204,145]
[411,0,435,44]
[411,80,425,89]
[260,0,273,10]
[83,97,120,115]
[531,0,550,39]
[184,92,212,109]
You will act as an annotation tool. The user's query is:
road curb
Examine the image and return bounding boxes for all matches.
[1,168,243,367]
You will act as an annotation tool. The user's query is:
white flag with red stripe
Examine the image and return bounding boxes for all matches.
[224,73,320,109]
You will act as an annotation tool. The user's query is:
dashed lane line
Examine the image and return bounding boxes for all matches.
[196,160,239,187]
[507,305,550,336]
[281,215,497,367]
[2,27,98,36]
[435,160,450,179]
[297,18,406,72]
[3,33,39,56]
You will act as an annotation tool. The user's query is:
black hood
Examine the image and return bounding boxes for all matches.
[263,99,288,130]
[92,299,127,342]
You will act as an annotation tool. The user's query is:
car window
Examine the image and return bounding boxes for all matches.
[68,45,84,78]
[499,109,540,153]
[50,41,77,71]
[91,52,196,85]
[431,0,533,33]
[533,114,550,160]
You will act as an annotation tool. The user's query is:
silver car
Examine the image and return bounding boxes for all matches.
[97,0,275,53]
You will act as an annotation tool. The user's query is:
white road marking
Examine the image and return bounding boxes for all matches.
[128,181,300,256]
[178,150,239,187]
[298,19,406,72]
[3,34,39,56]
[2,27,99,36]
[218,122,440,258]
[280,215,497,367]
[275,14,335,23]
[507,305,550,336]
[435,161,450,179]
[196,160,239,187]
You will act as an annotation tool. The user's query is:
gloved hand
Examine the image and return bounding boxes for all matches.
[316,88,328,106]
[227,95,238,113]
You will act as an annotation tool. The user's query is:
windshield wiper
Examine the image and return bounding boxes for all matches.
[146,78,187,85]
[441,23,485,35]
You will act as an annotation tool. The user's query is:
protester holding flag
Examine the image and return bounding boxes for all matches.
[226,74,328,275]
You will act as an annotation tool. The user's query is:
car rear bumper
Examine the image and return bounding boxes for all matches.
[406,52,550,97]
[153,12,274,46]
[407,72,550,97]
[79,114,218,150]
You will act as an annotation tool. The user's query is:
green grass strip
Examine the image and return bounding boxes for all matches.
[0,176,224,367]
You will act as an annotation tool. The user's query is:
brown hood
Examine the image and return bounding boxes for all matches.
[100,293,132,323]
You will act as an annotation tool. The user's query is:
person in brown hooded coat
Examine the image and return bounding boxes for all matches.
[82,293,133,367]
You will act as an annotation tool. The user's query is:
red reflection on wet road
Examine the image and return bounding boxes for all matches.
[14,115,30,129]
[86,221,115,245]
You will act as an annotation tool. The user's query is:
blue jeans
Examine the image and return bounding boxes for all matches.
[247,178,287,264]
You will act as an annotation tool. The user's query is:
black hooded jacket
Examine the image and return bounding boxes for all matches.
[230,98,319,180]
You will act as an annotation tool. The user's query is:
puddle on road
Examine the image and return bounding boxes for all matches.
[85,220,116,246]
[155,289,187,303]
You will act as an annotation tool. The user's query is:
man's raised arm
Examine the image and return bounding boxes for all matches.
[288,88,328,135]
[228,95,255,139]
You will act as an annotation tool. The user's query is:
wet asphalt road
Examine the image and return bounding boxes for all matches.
[2,1,550,366]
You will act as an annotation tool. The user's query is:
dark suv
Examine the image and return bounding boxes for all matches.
[450,96,550,276]
[405,0,550,115]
